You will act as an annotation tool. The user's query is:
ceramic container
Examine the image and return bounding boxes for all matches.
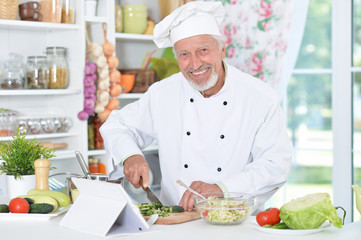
[6,175,36,199]
[122,4,147,34]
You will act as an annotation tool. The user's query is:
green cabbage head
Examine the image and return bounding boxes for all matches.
[279,193,343,229]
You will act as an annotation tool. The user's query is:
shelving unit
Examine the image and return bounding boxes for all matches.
[0,0,163,195]
[0,0,87,181]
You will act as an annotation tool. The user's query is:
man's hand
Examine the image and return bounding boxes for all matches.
[179,181,222,211]
[123,155,149,189]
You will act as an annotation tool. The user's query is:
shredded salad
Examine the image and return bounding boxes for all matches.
[196,197,251,224]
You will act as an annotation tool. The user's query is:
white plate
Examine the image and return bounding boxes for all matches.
[250,219,331,235]
[0,205,71,221]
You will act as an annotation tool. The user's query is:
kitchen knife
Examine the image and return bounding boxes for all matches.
[140,176,162,205]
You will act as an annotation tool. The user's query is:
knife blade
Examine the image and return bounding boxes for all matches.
[145,186,162,205]
[140,176,162,205]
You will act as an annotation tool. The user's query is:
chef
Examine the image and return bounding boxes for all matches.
[100,1,292,211]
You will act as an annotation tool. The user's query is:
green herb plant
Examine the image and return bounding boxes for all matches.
[0,130,56,180]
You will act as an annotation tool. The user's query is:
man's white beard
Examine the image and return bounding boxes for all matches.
[187,67,218,92]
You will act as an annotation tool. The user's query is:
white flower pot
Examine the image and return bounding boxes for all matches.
[6,175,36,200]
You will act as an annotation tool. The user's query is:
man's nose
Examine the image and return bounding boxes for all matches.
[189,55,202,70]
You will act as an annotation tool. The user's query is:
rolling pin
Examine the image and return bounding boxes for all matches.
[40,142,68,149]
[34,158,50,190]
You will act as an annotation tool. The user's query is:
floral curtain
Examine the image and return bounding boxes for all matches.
[211,0,308,100]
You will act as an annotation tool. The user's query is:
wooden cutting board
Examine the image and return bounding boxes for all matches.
[144,211,201,225]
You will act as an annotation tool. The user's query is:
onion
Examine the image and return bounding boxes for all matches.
[77,110,89,120]
[85,62,97,75]
[107,55,119,69]
[110,70,121,84]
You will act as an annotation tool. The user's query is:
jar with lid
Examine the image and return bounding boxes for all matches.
[39,0,62,23]
[0,109,17,136]
[26,56,49,89]
[0,53,25,90]
[46,47,69,89]
[61,0,75,24]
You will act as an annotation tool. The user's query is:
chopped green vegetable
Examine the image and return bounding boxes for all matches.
[263,222,289,229]
[136,203,184,217]
[279,193,343,229]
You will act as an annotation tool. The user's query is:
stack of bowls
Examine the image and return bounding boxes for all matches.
[19,1,40,21]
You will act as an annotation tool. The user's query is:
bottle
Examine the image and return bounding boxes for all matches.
[93,115,104,149]
[26,56,49,89]
[45,46,69,89]
[88,158,99,173]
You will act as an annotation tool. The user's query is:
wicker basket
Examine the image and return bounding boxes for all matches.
[119,68,159,93]
[0,0,19,20]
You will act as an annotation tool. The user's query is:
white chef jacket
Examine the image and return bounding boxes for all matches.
[100,63,292,207]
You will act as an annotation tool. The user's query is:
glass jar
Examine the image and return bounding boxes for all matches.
[61,0,75,24]
[0,109,17,136]
[39,0,62,23]
[88,158,100,173]
[46,46,69,89]
[115,0,122,32]
[0,53,25,90]
[26,56,49,89]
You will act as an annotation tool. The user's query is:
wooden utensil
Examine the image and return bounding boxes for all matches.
[40,142,68,149]
[143,211,200,225]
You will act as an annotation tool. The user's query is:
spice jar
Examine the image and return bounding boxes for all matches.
[39,0,62,23]
[88,158,99,173]
[61,0,75,24]
[46,46,69,89]
[26,56,49,89]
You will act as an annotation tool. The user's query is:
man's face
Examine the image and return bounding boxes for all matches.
[174,35,225,92]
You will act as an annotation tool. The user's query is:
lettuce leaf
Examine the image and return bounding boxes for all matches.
[279,193,343,229]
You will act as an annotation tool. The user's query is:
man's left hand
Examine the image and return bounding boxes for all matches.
[178,181,222,211]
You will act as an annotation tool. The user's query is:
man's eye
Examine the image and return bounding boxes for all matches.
[179,52,187,57]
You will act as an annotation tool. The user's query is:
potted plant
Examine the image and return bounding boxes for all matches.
[0,129,56,199]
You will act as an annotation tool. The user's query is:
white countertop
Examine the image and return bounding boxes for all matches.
[0,213,360,240]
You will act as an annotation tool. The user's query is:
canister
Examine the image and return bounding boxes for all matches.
[122,4,147,34]
[45,46,69,89]
[26,56,49,89]
[61,0,75,24]
[39,0,62,23]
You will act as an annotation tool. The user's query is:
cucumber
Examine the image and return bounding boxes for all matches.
[169,205,184,213]
[23,197,35,204]
[0,204,9,213]
[29,203,54,214]
[27,189,70,207]
[18,195,58,212]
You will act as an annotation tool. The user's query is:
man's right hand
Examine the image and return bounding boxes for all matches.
[123,155,150,189]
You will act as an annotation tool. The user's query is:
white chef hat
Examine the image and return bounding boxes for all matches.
[153,1,225,48]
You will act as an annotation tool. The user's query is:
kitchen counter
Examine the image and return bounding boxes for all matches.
[0,213,360,240]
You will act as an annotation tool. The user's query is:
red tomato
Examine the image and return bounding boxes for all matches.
[202,210,209,217]
[9,198,30,213]
[256,208,281,226]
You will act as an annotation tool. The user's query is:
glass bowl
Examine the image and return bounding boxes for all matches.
[194,192,255,225]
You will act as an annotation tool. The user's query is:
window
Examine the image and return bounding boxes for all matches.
[267,0,360,222]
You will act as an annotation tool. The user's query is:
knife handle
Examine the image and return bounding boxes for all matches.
[139,176,149,190]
